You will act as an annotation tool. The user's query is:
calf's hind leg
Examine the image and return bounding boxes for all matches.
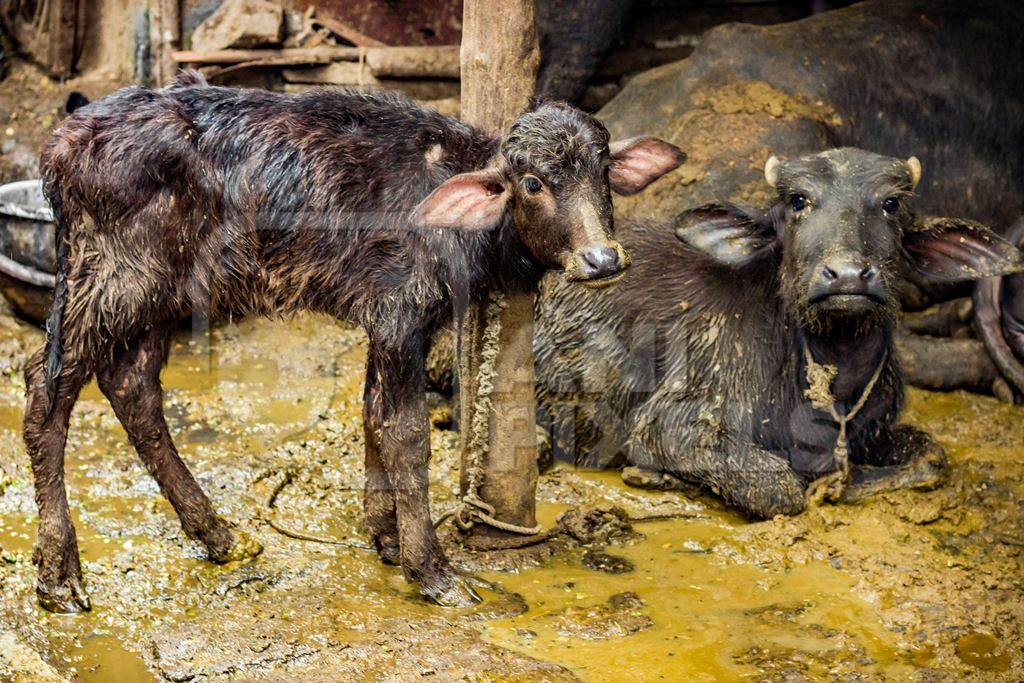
[23,351,93,613]
[362,353,400,564]
[370,334,479,607]
[95,323,261,563]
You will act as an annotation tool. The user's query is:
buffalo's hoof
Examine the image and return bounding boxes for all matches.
[37,576,91,614]
[805,469,846,508]
[209,529,263,564]
[621,466,687,491]
[421,574,482,608]
[842,445,948,503]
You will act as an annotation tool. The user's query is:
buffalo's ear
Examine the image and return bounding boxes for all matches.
[413,169,510,230]
[903,217,1024,281]
[674,203,778,267]
[608,136,686,195]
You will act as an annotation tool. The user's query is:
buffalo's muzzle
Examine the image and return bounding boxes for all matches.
[808,258,885,312]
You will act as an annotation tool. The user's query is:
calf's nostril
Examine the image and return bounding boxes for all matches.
[580,246,621,278]
[859,266,876,282]
[822,266,838,281]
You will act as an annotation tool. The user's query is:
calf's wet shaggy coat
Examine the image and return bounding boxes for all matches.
[535,148,1022,518]
[23,72,684,612]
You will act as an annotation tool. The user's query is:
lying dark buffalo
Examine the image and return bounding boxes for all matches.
[525,0,1024,516]
[594,0,1024,396]
[535,148,1021,517]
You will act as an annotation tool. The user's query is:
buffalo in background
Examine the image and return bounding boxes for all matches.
[521,0,1024,514]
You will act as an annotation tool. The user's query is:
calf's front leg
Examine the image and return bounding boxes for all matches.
[370,335,480,607]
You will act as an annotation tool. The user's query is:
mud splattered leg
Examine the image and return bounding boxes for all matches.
[95,324,261,563]
[362,353,400,564]
[635,444,806,518]
[370,334,479,607]
[23,350,93,613]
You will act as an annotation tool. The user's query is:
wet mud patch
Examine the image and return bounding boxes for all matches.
[0,310,1020,680]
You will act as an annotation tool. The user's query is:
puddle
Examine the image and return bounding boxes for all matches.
[50,630,153,683]
[481,503,912,681]
[955,631,1012,672]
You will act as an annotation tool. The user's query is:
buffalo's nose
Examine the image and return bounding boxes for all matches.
[822,260,876,294]
[578,245,622,279]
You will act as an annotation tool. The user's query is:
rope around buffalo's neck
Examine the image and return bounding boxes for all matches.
[435,290,543,536]
[802,339,888,503]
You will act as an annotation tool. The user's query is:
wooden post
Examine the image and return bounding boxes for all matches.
[150,0,181,87]
[457,0,542,548]
[46,0,80,77]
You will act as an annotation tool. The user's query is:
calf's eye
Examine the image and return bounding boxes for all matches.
[789,194,807,211]
[882,197,901,214]
[523,175,543,194]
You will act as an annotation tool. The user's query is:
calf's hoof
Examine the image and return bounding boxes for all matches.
[372,534,401,566]
[209,529,263,564]
[420,573,482,608]
[37,576,91,614]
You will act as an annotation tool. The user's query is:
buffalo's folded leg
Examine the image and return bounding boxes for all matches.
[841,425,947,503]
[1001,269,1024,365]
[652,445,806,519]
[974,219,1024,396]
[974,277,1024,395]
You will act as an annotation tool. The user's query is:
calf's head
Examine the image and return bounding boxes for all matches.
[415,102,685,287]
[675,148,1023,333]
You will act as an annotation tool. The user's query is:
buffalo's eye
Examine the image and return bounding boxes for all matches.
[523,175,543,194]
[789,194,808,211]
[882,196,901,214]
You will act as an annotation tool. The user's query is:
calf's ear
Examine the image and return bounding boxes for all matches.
[903,217,1024,282]
[413,170,510,231]
[608,136,686,195]
[674,203,778,267]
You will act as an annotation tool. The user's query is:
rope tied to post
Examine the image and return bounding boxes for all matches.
[802,340,888,505]
[436,290,543,537]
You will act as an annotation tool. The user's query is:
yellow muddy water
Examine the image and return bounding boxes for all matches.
[0,313,1021,681]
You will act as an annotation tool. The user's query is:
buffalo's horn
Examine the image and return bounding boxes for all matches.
[764,155,780,187]
[906,156,922,190]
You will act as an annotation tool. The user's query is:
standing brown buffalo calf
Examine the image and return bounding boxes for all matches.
[24,71,684,612]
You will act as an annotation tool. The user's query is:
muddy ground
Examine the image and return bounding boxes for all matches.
[0,57,1022,682]
[0,303,1020,682]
